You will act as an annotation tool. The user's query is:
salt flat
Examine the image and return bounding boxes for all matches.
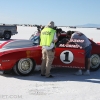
[11,26,100,42]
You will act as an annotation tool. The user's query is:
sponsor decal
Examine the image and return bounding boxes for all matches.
[2,60,10,62]
[59,44,82,49]
[69,39,84,43]
[52,65,83,68]
[59,39,84,48]
[26,51,31,57]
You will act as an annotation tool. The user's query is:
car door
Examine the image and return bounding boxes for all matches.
[53,46,85,69]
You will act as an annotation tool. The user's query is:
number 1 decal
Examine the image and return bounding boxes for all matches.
[60,50,74,64]
[64,52,70,62]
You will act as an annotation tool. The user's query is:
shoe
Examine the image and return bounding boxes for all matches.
[74,70,82,75]
[46,75,54,78]
[83,71,90,75]
[41,74,45,76]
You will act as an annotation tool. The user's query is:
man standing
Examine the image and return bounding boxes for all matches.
[67,31,92,75]
[40,21,58,78]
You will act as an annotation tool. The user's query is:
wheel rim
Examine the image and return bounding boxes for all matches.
[18,58,33,74]
[90,54,100,69]
[5,33,10,38]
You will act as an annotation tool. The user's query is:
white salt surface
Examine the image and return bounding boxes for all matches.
[12,26,100,43]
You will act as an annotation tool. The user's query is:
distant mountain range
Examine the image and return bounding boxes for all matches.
[76,23,100,28]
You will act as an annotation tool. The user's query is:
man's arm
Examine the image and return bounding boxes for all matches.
[53,33,58,43]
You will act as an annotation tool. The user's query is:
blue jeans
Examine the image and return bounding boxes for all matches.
[85,45,92,58]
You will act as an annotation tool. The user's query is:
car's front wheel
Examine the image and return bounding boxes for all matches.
[13,58,35,76]
[90,54,100,71]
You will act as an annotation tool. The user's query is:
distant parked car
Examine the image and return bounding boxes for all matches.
[0,24,18,40]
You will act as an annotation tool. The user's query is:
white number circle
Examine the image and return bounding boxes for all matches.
[60,50,74,64]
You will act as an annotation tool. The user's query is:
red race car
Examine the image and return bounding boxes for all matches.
[0,33,100,76]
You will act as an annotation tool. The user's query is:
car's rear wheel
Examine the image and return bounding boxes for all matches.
[90,54,100,71]
[13,58,35,76]
[3,31,11,40]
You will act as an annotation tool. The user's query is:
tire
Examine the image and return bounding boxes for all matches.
[90,54,100,71]
[3,31,11,40]
[13,58,35,76]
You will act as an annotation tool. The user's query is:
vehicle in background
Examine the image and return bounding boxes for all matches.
[0,24,18,40]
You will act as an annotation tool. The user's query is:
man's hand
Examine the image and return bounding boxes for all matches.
[52,47,55,52]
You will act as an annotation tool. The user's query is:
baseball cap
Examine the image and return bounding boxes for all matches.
[47,21,55,28]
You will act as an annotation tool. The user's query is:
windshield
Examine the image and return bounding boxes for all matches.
[29,32,40,45]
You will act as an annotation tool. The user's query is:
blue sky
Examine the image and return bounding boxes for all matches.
[0,0,100,26]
